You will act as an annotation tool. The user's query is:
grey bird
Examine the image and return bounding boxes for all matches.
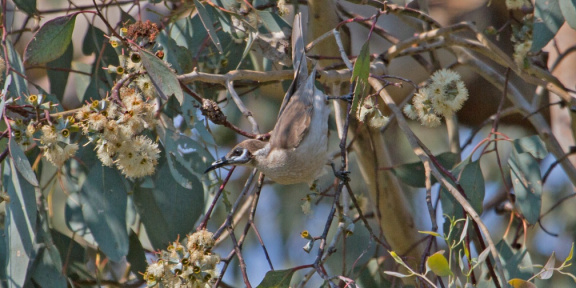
[204,14,330,185]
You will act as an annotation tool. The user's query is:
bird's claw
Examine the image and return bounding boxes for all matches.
[334,170,351,182]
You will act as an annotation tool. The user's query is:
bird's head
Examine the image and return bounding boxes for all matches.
[204,139,267,173]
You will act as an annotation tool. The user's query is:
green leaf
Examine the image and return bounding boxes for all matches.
[508,151,542,224]
[157,33,194,74]
[256,269,295,288]
[4,160,38,288]
[47,42,73,101]
[459,160,485,214]
[133,162,203,250]
[258,11,290,33]
[539,251,556,280]
[3,40,29,102]
[513,135,548,159]
[496,240,534,280]
[352,41,370,83]
[24,13,79,65]
[383,271,412,278]
[80,165,129,262]
[13,0,36,15]
[418,231,442,237]
[31,248,66,288]
[9,138,38,187]
[392,152,459,187]
[139,48,184,104]
[563,243,574,265]
[350,41,370,116]
[194,0,223,54]
[560,0,576,29]
[509,279,537,288]
[127,230,148,280]
[531,0,564,52]
[65,192,96,244]
[427,251,453,277]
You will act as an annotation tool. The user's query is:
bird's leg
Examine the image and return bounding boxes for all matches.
[326,93,353,103]
[330,162,350,182]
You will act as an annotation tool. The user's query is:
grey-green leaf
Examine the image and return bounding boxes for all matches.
[531,0,564,52]
[256,269,295,288]
[133,162,203,250]
[13,0,36,15]
[47,42,73,101]
[139,48,184,104]
[194,0,223,54]
[513,135,547,159]
[4,160,38,288]
[80,165,129,262]
[508,152,542,224]
[392,152,459,188]
[560,0,576,29]
[459,160,485,214]
[9,138,38,187]
[24,13,79,65]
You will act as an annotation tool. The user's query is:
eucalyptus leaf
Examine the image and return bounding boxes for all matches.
[194,0,223,54]
[512,135,547,159]
[24,13,79,65]
[133,162,203,250]
[9,138,38,187]
[459,160,485,214]
[508,151,542,224]
[531,0,564,52]
[13,0,37,15]
[4,160,38,288]
[47,42,73,101]
[80,165,129,262]
[392,152,459,188]
[127,230,148,280]
[560,0,576,29]
[256,269,295,288]
[139,48,184,104]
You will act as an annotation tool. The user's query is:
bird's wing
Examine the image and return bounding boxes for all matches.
[271,69,316,150]
[278,12,308,119]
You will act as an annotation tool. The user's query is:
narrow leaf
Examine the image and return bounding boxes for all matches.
[9,138,38,186]
[194,0,223,54]
[383,271,412,278]
[350,41,370,116]
[4,160,38,288]
[24,13,79,65]
[139,48,184,103]
[418,231,442,237]
[256,269,295,288]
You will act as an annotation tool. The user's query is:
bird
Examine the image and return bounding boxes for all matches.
[204,13,330,185]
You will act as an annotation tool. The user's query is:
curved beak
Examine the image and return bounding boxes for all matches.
[204,156,229,174]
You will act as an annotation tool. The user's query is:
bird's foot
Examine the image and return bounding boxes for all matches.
[326,93,353,103]
[330,162,351,182]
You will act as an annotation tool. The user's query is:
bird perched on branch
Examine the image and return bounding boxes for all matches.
[204,13,330,185]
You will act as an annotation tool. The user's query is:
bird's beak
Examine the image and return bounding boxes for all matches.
[204,149,252,174]
[204,156,229,173]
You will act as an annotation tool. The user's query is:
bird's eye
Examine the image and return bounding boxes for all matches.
[233,148,243,156]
